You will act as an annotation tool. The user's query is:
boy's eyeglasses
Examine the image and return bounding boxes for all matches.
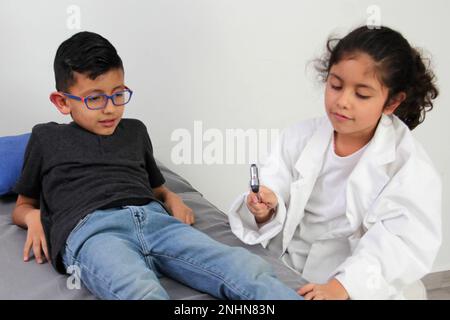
[62,87,133,110]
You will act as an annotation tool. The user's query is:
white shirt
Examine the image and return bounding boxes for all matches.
[282,133,369,276]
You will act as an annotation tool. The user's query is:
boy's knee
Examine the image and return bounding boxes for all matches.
[231,247,274,275]
[114,280,169,300]
[137,285,170,300]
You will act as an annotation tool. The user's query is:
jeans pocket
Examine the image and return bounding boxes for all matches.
[67,213,93,245]
[149,200,170,215]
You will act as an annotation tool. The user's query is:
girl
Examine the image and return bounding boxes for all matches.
[228,26,442,300]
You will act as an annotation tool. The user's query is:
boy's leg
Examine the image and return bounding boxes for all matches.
[63,208,169,300]
[139,202,302,300]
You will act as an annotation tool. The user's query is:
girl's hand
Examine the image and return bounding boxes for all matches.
[165,193,195,225]
[246,185,278,224]
[298,279,349,300]
[23,209,49,264]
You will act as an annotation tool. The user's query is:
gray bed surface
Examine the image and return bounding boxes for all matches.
[0,161,305,299]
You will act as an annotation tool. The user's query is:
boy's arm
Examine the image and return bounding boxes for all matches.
[12,195,39,228]
[152,186,195,225]
[12,195,49,263]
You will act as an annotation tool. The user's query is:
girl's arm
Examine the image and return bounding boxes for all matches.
[228,127,295,244]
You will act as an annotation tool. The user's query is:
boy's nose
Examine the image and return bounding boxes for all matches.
[103,99,115,113]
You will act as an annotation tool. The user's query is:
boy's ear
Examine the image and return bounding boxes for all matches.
[383,92,406,115]
[49,92,71,115]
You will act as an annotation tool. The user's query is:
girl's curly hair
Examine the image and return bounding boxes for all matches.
[316,26,438,130]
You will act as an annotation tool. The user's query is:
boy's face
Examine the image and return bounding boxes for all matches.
[55,68,126,136]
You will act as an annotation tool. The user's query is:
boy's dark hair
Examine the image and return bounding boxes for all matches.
[54,31,123,92]
[316,26,439,130]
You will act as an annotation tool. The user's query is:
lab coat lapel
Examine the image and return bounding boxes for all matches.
[328,114,396,238]
[281,119,333,252]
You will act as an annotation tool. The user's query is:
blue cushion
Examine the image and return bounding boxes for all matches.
[0,133,31,195]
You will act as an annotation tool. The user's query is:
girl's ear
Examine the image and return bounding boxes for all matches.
[383,92,406,115]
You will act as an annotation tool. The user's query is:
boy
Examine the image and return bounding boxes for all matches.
[12,31,301,300]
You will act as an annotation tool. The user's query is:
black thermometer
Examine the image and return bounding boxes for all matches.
[250,164,260,194]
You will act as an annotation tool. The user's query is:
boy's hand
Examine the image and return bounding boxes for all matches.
[23,209,49,264]
[246,185,278,224]
[297,278,349,300]
[165,193,195,225]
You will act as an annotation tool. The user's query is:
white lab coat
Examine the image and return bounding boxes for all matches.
[228,114,442,299]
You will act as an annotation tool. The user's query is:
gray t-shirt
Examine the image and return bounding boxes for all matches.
[13,118,166,273]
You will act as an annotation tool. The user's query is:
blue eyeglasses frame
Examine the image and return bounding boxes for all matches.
[62,87,133,110]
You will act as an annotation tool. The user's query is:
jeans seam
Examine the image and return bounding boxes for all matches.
[151,251,252,299]
[129,207,161,274]
[63,245,74,268]
[130,208,151,255]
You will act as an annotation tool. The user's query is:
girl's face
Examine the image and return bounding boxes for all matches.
[324,52,398,141]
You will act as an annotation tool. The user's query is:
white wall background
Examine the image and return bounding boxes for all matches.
[1,0,448,272]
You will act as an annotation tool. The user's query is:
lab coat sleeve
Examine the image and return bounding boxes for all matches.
[333,158,442,300]
[228,129,294,246]
[228,191,287,246]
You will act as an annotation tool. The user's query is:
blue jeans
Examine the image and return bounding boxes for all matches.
[62,201,302,300]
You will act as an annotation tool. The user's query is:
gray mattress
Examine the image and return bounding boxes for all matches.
[0,161,305,299]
